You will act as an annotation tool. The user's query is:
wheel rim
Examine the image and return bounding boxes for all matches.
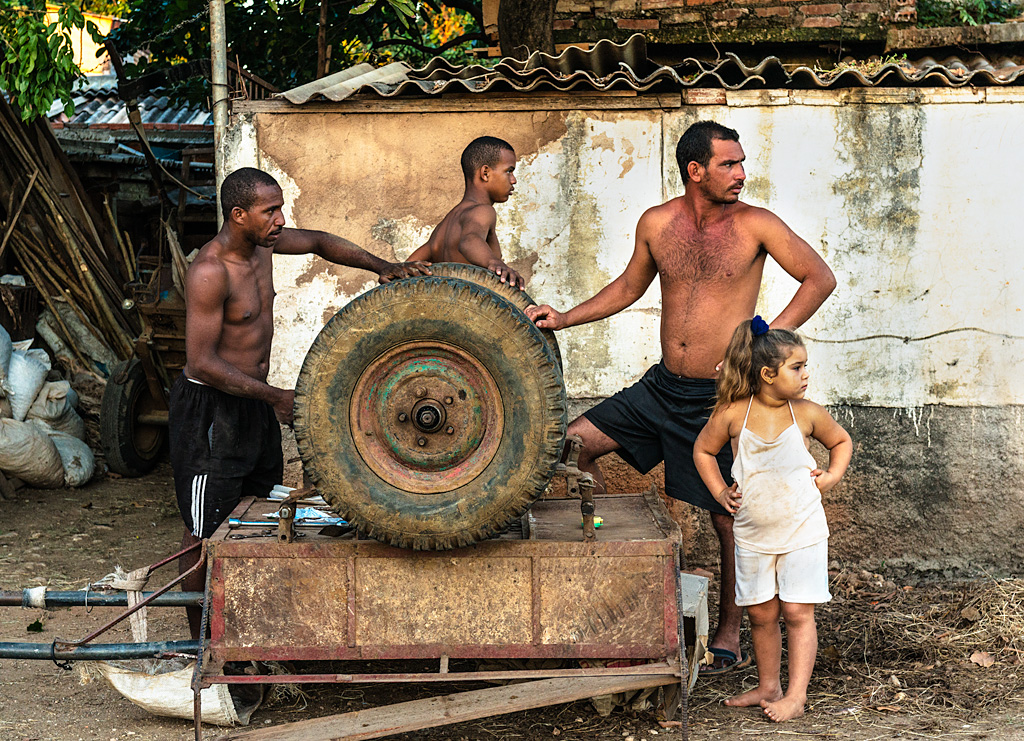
[129,380,163,460]
[349,340,504,494]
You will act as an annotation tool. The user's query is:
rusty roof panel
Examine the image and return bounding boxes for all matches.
[279,34,1024,103]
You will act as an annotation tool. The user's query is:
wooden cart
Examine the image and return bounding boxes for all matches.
[200,486,708,740]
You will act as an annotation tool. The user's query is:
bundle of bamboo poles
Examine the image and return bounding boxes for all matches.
[0,94,139,368]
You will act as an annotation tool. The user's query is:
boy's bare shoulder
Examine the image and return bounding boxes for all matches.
[460,201,498,223]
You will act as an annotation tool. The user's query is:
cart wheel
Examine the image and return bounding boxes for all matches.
[426,263,562,371]
[100,359,167,477]
[294,276,567,550]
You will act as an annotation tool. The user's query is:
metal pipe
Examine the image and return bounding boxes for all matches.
[209,0,228,228]
[61,542,207,648]
[0,590,203,608]
[0,639,201,661]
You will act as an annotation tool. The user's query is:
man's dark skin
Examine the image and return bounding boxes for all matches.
[407,148,525,290]
[178,181,430,638]
[527,136,836,669]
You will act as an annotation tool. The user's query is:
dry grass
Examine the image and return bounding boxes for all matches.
[694,572,1024,726]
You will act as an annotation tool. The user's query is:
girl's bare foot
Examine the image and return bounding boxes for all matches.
[760,694,806,722]
[724,685,783,708]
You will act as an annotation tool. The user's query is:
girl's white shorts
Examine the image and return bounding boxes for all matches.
[734,540,832,607]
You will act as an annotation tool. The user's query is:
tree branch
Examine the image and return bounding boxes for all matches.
[374,31,487,56]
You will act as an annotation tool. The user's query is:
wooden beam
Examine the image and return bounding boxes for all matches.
[215,673,677,741]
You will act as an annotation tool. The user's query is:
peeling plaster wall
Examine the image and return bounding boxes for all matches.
[225,95,1024,573]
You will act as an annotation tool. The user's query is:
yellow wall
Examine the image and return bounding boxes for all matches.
[45,6,117,76]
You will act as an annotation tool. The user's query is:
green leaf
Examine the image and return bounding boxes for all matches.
[350,0,376,15]
[267,0,280,12]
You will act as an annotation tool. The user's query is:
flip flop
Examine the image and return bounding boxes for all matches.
[700,647,752,676]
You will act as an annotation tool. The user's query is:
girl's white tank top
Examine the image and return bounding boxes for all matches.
[730,398,829,555]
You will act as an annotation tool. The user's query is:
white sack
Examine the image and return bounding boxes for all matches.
[0,418,64,488]
[0,323,11,390]
[5,348,50,421]
[79,660,259,727]
[27,381,86,440]
[48,430,95,487]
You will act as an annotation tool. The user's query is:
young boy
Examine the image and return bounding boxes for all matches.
[408,136,525,290]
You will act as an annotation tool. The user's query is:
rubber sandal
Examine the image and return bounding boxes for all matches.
[700,647,752,676]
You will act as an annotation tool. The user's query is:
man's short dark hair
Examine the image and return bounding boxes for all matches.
[221,167,280,220]
[676,121,740,184]
[461,136,514,179]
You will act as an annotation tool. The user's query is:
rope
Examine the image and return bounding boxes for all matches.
[92,566,152,642]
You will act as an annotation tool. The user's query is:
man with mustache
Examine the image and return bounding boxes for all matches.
[407,136,526,290]
[527,121,836,675]
[170,166,430,638]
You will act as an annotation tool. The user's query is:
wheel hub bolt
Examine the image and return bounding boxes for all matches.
[398,412,408,422]
[415,387,426,398]
[417,437,427,447]
[444,396,454,405]
[446,426,454,435]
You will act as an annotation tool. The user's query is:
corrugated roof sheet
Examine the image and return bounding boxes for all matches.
[279,34,1024,102]
[48,76,212,128]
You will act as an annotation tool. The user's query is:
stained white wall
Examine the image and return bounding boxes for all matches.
[224,91,1024,407]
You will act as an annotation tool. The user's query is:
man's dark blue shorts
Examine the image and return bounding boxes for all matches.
[583,361,732,516]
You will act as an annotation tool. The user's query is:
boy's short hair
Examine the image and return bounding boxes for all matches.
[221,167,280,220]
[675,121,740,184]
[461,137,514,179]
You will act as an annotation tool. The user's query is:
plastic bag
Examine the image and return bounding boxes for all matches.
[0,418,65,488]
[5,347,50,421]
[27,381,86,440]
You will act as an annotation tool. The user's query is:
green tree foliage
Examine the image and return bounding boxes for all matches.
[916,0,1021,26]
[106,0,484,103]
[0,1,102,120]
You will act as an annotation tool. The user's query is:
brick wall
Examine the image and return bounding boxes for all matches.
[552,0,916,44]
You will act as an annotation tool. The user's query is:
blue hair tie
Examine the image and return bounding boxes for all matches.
[751,315,769,337]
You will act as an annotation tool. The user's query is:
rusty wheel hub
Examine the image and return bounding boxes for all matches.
[350,341,504,494]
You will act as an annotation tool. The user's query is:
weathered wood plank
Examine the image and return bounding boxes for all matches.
[215,674,677,741]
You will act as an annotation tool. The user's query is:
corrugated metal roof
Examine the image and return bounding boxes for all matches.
[279,34,1024,102]
[48,76,212,128]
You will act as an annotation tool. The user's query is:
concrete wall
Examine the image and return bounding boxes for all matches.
[225,89,1024,575]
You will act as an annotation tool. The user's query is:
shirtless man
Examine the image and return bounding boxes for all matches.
[170,167,430,638]
[407,136,525,290]
[526,121,836,674]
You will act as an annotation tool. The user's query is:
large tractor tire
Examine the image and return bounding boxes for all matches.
[294,276,567,550]
[426,263,562,371]
[100,358,167,477]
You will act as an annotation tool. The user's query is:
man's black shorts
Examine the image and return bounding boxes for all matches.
[168,374,283,538]
[583,361,732,516]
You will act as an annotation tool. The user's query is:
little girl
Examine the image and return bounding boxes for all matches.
[694,316,852,723]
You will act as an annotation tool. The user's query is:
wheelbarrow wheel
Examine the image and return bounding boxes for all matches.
[100,358,166,477]
[294,276,567,550]
[426,263,562,371]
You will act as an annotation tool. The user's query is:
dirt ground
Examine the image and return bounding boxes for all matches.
[2,465,1023,741]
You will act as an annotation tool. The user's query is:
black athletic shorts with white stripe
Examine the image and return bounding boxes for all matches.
[168,374,283,538]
